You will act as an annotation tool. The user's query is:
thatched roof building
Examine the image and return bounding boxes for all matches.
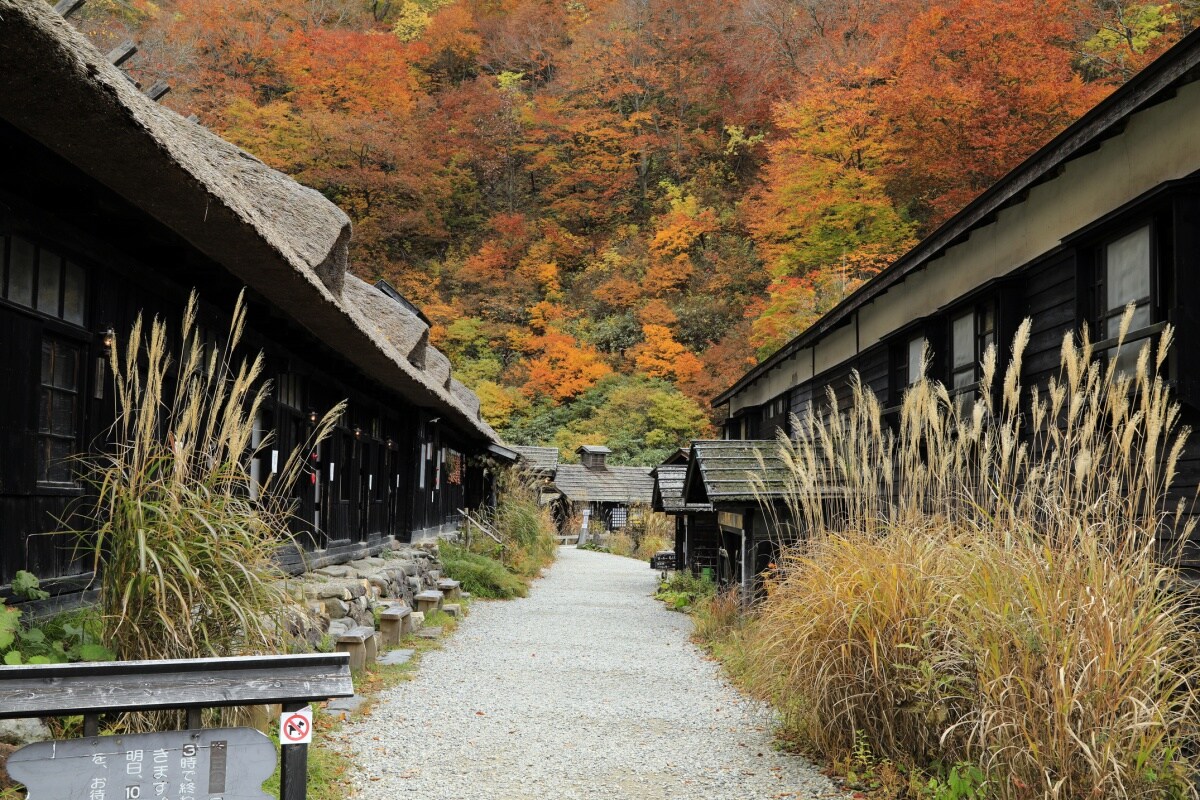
[0,0,494,444]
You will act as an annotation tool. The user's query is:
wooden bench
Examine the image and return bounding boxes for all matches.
[0,653,353,800]
[379,603,413,646]
[413,590,444,615]
[335,625,378,671]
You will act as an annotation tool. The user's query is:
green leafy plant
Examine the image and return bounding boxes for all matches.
[925,763,988,800]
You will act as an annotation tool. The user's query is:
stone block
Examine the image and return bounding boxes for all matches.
[318,585,351,600]
[442,603,461,619]
[377,648,415,666]
[414,590,443,615]
[409,611,425,631]
[314,565,355,579]
[336,625,377,671]
[379,603,412,647]
[325,694,367,721]
[417,626,443,640]
[436,578,461,600]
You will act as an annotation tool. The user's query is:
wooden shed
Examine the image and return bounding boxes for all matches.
[650,463,717,579]
[552,446,654,538]
[681,441,795,599]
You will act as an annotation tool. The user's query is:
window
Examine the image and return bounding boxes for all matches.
[1096,225,1153,374]
[611,506,628,529]
[2,236,86,325]
[38,338,81,485]
[892,334,925,404]
[949,302,997,390]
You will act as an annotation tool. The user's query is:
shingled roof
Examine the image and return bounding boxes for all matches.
[652,465,712,513]
[0,0,495,443]
[512,446,560,477]
[684,440,793,504]
[553,464,654,505]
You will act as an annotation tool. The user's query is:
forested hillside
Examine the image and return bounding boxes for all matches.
[73,0,1197,463]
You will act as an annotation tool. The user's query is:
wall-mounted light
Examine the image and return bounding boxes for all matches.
[386,437,395,449]
[307,409,318,425]
[353,426,363,440]
[99,326,115,354]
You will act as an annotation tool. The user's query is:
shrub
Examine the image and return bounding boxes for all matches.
[439,542,528,599]
[607,505,672,559]
[655,570,715,610]
[745,309,1200,798]
[466,467,557,578]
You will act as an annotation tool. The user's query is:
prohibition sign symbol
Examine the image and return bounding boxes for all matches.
[282,710,312,744]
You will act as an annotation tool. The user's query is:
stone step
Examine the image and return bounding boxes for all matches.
[378,603,413,647]
[413,589,444,615]
[416,626,443,640]
[436,578,462,600]
[442,603,462,619]
[325,694,367,720]
[335,625,379,671]
[377,648,415,666]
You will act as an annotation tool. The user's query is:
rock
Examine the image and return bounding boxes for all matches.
[324,597,350,618]
[318,585,352,600]
[417,626,443,640]
[0,717,51,746]
[314,565,355,579]
[325,695,368,721]
[409,611,425,630]
[442,604,462,618]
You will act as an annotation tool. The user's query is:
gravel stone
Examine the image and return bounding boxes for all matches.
[341,547,847,799]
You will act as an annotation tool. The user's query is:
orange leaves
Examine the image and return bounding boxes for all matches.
[521,330,612,402]
[630,324,702,384]
[278,28,417,116]
[883,0,1111,223]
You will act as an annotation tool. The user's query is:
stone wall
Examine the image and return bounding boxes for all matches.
[284,540,444,646]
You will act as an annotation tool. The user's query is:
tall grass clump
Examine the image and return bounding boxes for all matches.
[79,293,341,664]
[746,307,1200,798]
[491,467,557,577]
[607,505,672,560]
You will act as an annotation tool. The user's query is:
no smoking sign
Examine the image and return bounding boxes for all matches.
[279,707,313,745]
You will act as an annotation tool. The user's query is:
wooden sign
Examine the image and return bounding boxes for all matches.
[7,728,276,800]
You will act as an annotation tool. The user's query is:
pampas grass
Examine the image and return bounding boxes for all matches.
[742,307,1200,798]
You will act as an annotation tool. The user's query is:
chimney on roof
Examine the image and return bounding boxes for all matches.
[577,444,611,470]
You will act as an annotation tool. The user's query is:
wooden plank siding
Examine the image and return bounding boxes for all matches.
[0,115,492,593]
[721,187,1200,564]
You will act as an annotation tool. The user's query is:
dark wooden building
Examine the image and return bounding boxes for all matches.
[552,446,654,537]
[0,1,505,596]
[650,462,718,580]
[680,441,794,598]
[713,25,1200,567]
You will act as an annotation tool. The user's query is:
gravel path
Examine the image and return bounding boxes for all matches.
[341,546,846,799]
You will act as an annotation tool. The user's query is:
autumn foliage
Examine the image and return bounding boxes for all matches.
[77,0,1200,461]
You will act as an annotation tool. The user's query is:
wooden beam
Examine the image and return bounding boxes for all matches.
[53,0,86,18]
[106,39,137,67]
[146,80,171,101]
[0,653,353,719]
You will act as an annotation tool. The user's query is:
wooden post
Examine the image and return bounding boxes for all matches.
[105,40,137,67]
[279,702,308,800]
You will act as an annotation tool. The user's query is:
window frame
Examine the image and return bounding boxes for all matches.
[1091,221,1159,361]
[37,335,84,490]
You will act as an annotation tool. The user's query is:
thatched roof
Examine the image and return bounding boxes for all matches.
[0,0,495,443]
[343,274,430,364]
[652,465,712,514]
[553,464,654,505]
[511,446,559,477]
[450,379,481,419]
